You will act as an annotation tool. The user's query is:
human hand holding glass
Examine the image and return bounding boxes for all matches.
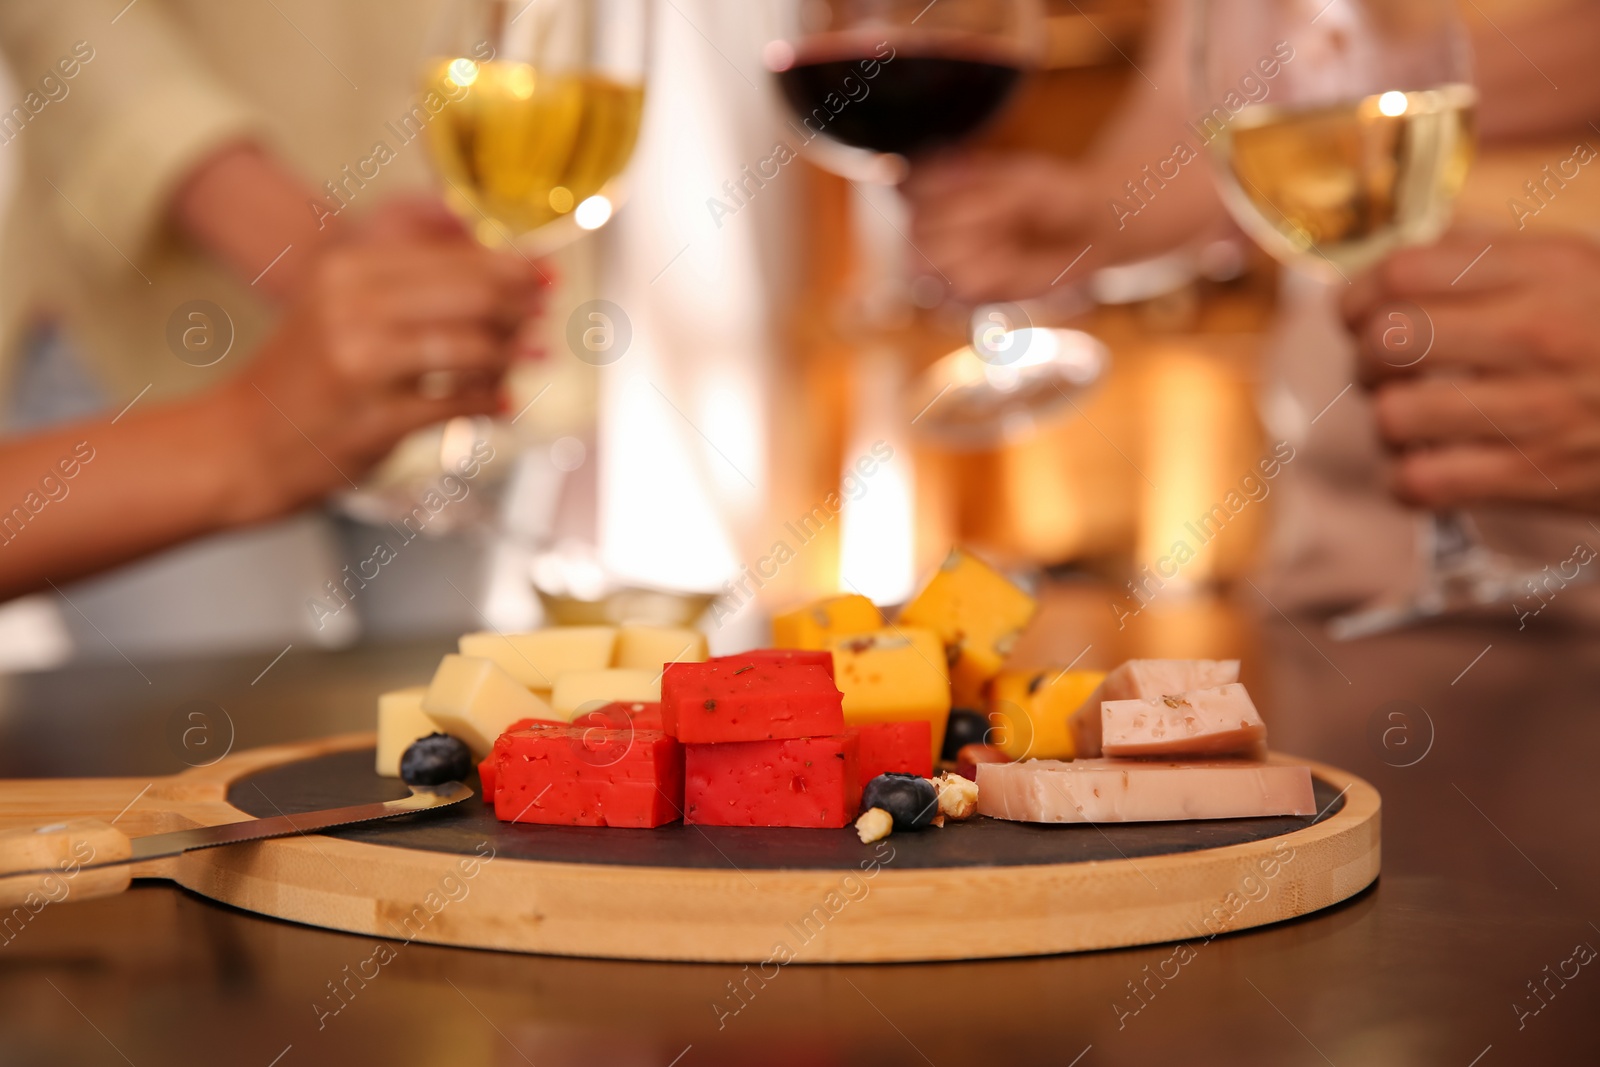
[1194,0,1550,637]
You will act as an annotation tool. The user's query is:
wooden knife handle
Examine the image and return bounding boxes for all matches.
[0,819,133,908]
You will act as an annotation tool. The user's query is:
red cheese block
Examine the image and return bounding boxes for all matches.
[478,717,568,803]
[711,648,836,680]
[491,725,685,828]
[664,660,844,744]
[684,734,860,828]
[478,754,499,804]
[571,700,672,735]
[854,721,933,785]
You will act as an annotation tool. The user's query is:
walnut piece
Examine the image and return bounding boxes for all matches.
[855,806,894,844]
[933,772,979,820]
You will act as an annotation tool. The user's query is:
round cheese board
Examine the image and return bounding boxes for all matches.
[0,732,1379,962]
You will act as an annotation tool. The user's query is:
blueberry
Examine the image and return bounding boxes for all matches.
[860,773,938,831]
[941,708,991,761]
[400,733,473,787]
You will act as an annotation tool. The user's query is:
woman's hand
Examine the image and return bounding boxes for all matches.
[222,197,547,519]
[0,197,547,597]
[903,154,1104,303]
[1342,229,1600,512]
[902,148,1227,304]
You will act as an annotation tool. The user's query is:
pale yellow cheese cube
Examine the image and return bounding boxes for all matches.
[375,686,437,777]
[550,668,662,721]
[458,627,617,690]
[421,655,555,756]
[829,627,951,761]
[613,625,708,672]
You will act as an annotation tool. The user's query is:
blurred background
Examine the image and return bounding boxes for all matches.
[0,0,1595,671]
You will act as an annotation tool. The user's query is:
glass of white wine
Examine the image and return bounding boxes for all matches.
[423,0,650,255]
[338,2,649,526]
[1197,0,1543,638]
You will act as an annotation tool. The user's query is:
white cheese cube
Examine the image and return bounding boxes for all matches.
[458,627,617,690]
[375,687,437,777]
[422,655,555,756]
[550,668,661,720]
[613,625,708,671]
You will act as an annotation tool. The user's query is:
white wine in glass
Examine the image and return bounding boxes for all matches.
[1197,0,1551,638]
[423,0,650,255]
[1214,83,1476,277]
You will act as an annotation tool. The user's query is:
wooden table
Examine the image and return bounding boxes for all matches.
[1,587,1597,1065]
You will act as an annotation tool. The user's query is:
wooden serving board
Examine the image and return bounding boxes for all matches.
[0,732,1379,963]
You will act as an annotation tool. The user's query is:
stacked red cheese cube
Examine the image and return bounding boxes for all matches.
[855,720,932,782]
[683,651,930,782]
[667,652,865,828]
[476,650,931,830]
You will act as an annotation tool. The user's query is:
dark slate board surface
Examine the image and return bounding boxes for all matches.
[228,749,1342,872]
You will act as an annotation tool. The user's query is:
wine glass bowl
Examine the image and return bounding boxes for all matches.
[764,0,1042,183]
[422,0,650,254]
[1213,84,1476,280]
[1195,0,1474,280]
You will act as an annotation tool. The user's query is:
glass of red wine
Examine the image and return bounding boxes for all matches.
[765,1,1098,449]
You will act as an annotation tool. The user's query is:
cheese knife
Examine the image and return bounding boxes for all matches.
[0,782,472,907]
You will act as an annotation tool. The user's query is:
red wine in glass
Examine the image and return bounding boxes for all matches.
[774,35,1025,159]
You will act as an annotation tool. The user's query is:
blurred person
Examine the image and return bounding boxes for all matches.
[902,0,1600,618]
[903,0,1600,303]
[0,1,550,656]
[0,199,544,602]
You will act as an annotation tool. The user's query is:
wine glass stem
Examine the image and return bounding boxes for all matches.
[1430,509,1481,571]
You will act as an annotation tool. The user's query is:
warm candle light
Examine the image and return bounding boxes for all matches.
[838,349,914,605]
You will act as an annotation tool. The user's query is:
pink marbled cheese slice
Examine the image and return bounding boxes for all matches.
[1101,683,1266,758]
[1066,659,1240,758]
[975,758,1315,823]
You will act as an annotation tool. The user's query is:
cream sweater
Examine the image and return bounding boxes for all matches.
[0,0,443,405]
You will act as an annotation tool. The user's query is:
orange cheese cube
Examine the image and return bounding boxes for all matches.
[771,594,883,650]
[988,667,1106,761]
[897,548,1037,706]
[829,627,950,761]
